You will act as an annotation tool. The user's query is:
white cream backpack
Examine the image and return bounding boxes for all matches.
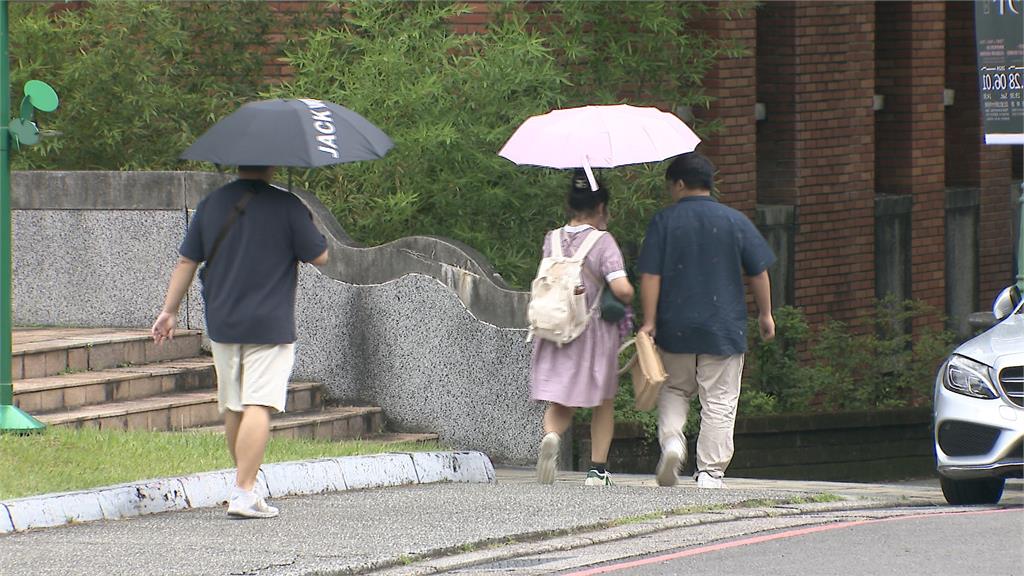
[527,229,606,345]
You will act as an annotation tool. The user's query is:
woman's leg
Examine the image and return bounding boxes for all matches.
[537,403,574,484]
[589,398,615,464]
[543,403,575,435]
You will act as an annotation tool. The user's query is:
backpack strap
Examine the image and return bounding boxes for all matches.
[550,229,564,259]
[573,230,606,261]
[206,184,257,269]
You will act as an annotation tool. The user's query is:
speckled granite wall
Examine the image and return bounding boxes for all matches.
[12,210,192,330]
[11,171,541,463]
[291,269,541,462]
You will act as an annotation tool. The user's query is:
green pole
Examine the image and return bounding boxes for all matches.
[0,0,44,432]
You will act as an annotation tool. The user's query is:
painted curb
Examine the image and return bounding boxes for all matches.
[0,451,493,535]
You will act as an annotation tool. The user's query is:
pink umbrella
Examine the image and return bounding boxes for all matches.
[498,104,701,190]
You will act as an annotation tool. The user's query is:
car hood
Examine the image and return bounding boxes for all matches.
[956,314,1024,366]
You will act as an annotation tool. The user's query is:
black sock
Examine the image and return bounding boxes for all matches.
[591,463,607,474]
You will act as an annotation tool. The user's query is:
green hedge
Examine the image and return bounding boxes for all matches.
[599,299,954,440]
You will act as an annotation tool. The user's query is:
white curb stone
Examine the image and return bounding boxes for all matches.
[340,453,419,490]
[0,451,494,535]
[178,469,272,509]
[95,478,190,520]
[179,470,236,509]
[263,458,347,498]
[0,505,13,533]
[411,451,496,484]
[6,491,105,531]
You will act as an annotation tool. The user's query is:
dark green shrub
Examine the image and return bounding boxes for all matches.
[9,0,275,170]
[273,0,748,287]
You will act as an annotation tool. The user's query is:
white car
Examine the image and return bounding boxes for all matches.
[934,285,1024,505]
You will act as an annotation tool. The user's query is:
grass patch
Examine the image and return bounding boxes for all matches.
[787,492,844,504]
[608,511,668,527]
[0,427,439,500]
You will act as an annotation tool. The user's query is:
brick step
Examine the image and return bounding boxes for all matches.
[192,406,386,441]
[13,357,216,413]
[12,328,202,381]
[38,382,322,431]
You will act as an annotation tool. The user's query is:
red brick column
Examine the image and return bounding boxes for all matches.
[695,4,758,218]
[787,2,877,326]
[978,147,1016,305]
[876,2,946,328]
[945,1,1015,308]
[449,1,493,34]
[755,2,798,206]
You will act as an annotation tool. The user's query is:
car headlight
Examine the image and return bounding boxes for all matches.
[944,355,998,399]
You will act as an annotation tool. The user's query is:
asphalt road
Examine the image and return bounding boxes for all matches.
[450,507,1024,576]
[0,480,808,576]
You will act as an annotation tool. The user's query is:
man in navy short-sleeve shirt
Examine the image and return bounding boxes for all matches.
[638,152,775,489]
[152,165,327,518]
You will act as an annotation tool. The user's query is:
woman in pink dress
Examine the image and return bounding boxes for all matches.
[531,170,635,486]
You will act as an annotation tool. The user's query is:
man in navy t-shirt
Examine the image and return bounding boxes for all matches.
[152,165,328,518]
[638,152,776,489]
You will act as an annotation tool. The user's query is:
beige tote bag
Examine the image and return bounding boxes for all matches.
[618,331,668,411]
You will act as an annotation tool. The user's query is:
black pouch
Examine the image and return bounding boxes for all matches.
[600,287,626,323]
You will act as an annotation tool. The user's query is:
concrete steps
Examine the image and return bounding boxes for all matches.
[37,382,321,430]
[13,358,215,413]
[10,328,433,444]
[192,406,383,440]
[12,328,202,380]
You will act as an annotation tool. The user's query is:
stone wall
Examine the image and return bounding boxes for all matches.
[11,171,541,464]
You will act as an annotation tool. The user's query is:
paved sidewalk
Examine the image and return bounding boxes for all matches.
[0,465,976,576]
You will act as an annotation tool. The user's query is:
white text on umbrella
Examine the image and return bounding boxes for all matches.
[300,99,340,159]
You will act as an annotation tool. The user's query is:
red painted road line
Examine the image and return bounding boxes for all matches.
[564,507,1023,576]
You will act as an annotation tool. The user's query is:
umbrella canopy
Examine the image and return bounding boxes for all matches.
[181,98,393,167]
[498,104,700,188]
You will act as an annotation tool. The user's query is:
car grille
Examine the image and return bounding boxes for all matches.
[937,421,1001,457]
[999,366,1024,408]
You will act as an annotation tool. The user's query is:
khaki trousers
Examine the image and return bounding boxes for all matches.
[657,351,744,478]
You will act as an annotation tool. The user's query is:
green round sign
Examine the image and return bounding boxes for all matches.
[24,80,58,112]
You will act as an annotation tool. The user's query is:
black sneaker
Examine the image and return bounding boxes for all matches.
[584,469,614,486]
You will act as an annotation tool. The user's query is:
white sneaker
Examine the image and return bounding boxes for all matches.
[536,432,560,485]
[227,489,279,519]
[695,471,725,489]
[655,441,684,487]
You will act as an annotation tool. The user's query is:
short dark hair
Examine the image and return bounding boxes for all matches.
[665,153,715,191]
[238,165,270,173]
[567,168,609,216]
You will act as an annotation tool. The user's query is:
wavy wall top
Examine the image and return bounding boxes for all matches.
[12,170,531,329]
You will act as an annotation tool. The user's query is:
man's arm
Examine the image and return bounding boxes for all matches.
[151,256,199,345]
[639,273,661,336]
[748,270,775,341]
[307,249,329,266]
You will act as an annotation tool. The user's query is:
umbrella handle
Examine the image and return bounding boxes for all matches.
[582,156,598,191]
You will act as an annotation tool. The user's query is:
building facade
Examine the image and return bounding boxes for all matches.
[268,1,1024,335]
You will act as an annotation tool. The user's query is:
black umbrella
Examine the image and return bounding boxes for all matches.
[180,98,393,167]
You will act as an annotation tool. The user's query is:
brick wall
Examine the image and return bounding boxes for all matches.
[874,2,947,329]
[945,1,982,187]
[755,2,798,206]
[905,2,948,329]
[448,1,493,35]
[786,2,877,326]
[944,1,1016,308]
[695,3,758,218]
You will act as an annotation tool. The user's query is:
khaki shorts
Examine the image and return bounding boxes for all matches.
[210,342,296,414]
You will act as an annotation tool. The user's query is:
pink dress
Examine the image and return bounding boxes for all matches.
[529,225,627,408]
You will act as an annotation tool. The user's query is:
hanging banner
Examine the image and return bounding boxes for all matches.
[975,0,1024,145]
